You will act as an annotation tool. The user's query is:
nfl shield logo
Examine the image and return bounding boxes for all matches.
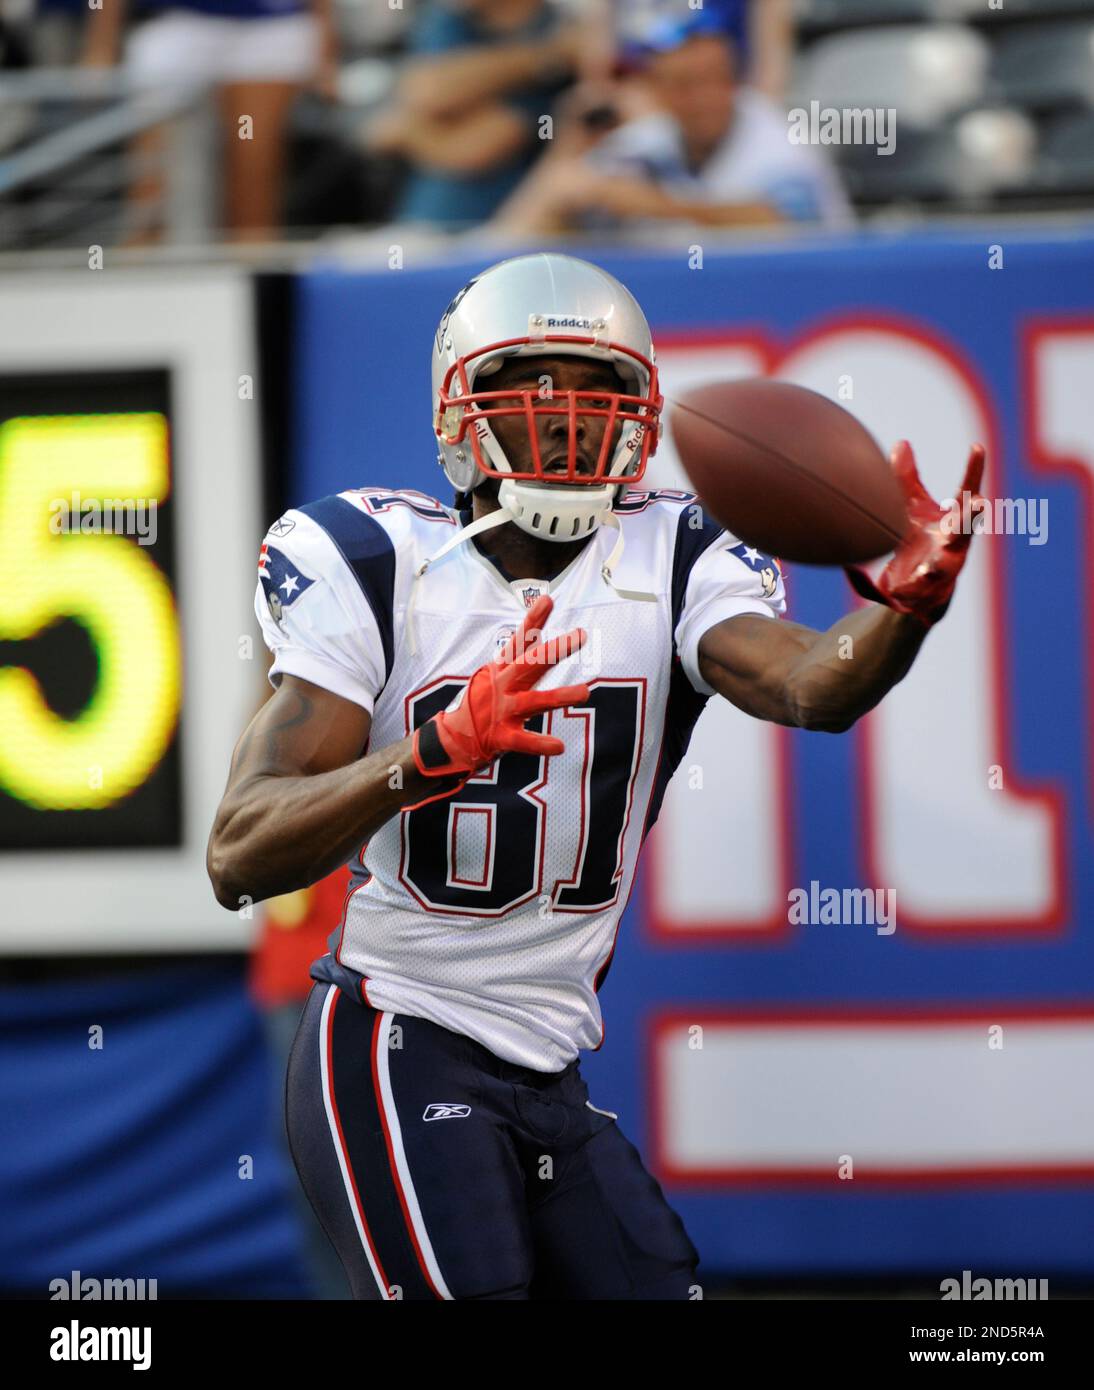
[521,585,542,607]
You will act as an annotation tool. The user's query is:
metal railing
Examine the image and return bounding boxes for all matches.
[0,69,217,250]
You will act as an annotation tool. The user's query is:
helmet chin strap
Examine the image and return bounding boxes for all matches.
[406,506,510,656]
[599,512,658,604]
[405,491,657,656]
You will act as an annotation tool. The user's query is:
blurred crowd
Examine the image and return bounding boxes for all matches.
[0,0,848,244]
[3,0,1093,248]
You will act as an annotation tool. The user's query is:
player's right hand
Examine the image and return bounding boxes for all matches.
[412,595,590,785]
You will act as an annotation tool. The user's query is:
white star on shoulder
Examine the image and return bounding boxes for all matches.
[280,573,299,596]
[741,546,761,564]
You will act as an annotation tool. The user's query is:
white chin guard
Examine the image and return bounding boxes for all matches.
[497,478,618,543]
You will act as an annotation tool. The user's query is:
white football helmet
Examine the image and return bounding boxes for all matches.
[431,253,663,543]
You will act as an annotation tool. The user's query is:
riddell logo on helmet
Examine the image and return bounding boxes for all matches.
[545,316,595,329]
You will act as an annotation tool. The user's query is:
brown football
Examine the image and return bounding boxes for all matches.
[669,379,908,564]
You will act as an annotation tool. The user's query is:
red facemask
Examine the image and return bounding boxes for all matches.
[436,334,663,486]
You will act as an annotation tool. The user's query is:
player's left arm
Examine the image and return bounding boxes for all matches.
[697,441,986,732]
[698,604,927,732]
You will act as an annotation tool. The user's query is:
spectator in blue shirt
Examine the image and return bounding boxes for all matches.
[366,0,590,230]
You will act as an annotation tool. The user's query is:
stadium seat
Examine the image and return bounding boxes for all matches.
[1035,108,1094,194]
[989,19,1094,109]
[950,107,1038,193]
[794,25,990,129]
[797,0,934,26]
[936,0,1094,17]
[801,0,1094,25]
[835,107,1036,202]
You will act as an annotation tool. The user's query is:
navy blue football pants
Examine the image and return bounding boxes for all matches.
[285,982,700,1300]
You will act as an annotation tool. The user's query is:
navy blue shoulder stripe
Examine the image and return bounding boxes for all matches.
[642,660,709,846]
[670,503,726,640]
[298,496,396,681]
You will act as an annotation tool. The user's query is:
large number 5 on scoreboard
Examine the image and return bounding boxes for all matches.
[0,413,180,810]
[399,677,646,916]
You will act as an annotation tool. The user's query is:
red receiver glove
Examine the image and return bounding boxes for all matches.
[844,440,987,629]
[407,594,590,810]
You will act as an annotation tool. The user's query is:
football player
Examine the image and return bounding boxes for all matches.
[208,253,985,1300]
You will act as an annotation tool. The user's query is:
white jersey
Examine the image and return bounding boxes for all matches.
[255,487,786,1071]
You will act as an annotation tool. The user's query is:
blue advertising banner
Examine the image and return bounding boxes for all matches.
[0,964,309,1297]
[293,231,1094,1276]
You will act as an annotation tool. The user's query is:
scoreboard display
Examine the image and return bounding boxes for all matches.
[0,371,182,851]
[0,272,263,950]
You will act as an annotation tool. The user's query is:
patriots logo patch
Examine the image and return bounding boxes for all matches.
[259,542,315,625]
[727,542,781,598]
[435,277,479,352]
